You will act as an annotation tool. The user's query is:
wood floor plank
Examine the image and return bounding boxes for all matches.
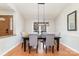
[5,44,79,56]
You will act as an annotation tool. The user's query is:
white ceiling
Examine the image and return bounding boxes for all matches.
[0,3,14,12]
[14,3,69,20]
[0,3,69,20]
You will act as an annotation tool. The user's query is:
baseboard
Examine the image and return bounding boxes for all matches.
[60,42,79,54]
[1,42,21,56]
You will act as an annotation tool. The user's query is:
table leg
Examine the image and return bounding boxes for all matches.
[24,39,26,52]
[57,38,59,51]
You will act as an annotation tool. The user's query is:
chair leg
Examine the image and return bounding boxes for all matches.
[29,46,32,53]
[43,42,44,50]
[52,46,54,53]
[21,42,23,48]
[29,46,30,53]
[45,47,47,53]
[36,45,38,53]
[28,43,30,53]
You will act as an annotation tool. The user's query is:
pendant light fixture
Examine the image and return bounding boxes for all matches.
[34,3,46,34]
[37,3,46,34]
[38,3,45,23]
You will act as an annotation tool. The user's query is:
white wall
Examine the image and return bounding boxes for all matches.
[0,4,24,55]
[25,18,55,34]
[55,4,79,52]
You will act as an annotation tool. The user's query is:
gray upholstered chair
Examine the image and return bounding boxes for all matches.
[45,34,55,53]
[41,33,46,49]
[29,34,38,53]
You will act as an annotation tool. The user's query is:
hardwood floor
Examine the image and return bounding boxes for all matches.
[5,44,79,56]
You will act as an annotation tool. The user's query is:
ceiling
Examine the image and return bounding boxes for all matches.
[14,3,69,20]
[0,3,14,12]
[0,3,69,20]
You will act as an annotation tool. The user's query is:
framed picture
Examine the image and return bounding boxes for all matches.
[67,10,77,31]
[41,24,46,32]
[34,22,39,32]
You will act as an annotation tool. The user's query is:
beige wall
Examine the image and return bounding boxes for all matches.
[0,4,25,55]
[55,4,79,53]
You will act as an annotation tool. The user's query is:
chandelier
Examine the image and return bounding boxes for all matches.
[37,3,45,23]
[34,3,49,34]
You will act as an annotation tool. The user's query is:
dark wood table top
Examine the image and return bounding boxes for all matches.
[23,36,61,39]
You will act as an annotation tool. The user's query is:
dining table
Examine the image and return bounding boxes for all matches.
[23,36,61,52]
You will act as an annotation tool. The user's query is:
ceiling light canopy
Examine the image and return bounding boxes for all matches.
[38,3,45,5]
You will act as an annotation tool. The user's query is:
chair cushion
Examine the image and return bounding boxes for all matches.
[22,32,29,37]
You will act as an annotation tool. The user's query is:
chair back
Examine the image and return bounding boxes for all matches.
[20,32,24,42]
[29,34,38,47]
[46,34,55,47]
